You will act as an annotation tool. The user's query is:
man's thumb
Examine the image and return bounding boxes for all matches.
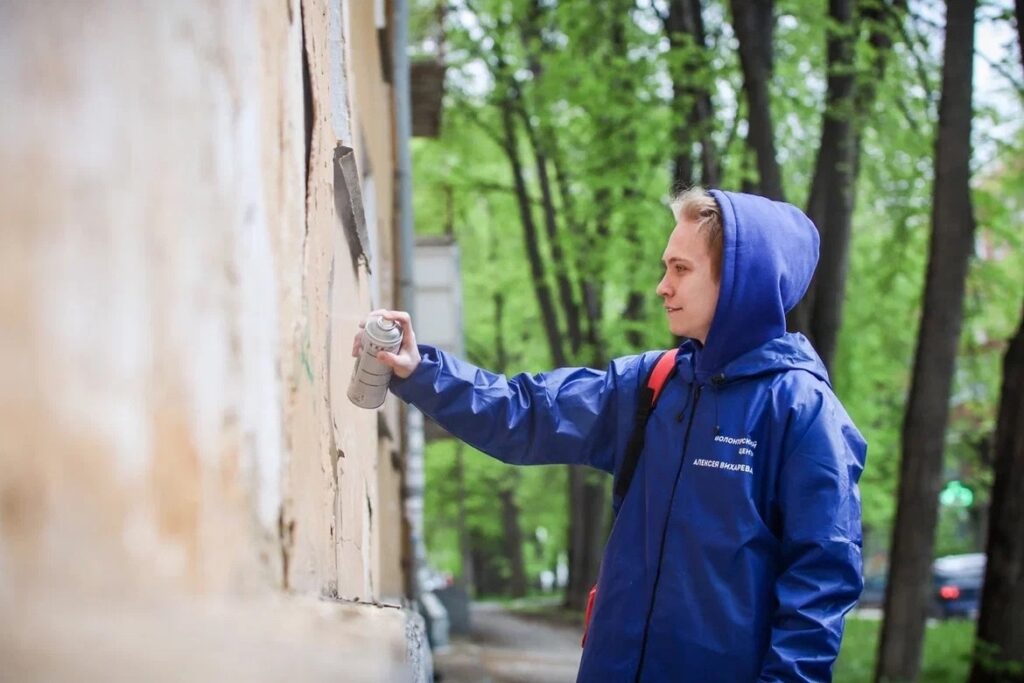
[376,350,398,368]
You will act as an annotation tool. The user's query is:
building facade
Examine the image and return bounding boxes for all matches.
[0,0,423,678]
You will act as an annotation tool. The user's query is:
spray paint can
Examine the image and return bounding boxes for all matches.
[347,315,404,409]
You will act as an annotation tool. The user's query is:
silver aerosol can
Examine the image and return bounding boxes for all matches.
[348,315,404,409]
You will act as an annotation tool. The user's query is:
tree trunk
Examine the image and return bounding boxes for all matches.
[803,0,860,371]
[454,441,475,596]
[623,289,647,349]
[498,474,528,598]
[565,467,609,610]
[497,4,619,607]
[565,1,639,608]
[583,184,615,367]
[875,2,977,680]
[789,0,907,367]
[565,467,587,609]
[786,0,856,359]
[666,0,720,190]
[1018,0,1024,74]
[969,305,1024,682]
[520,114,584,354]
[498,90,567,367]
[518,4,584,355]
[582,469,608,590]
[552,151,606,360]
[730,0,785,200]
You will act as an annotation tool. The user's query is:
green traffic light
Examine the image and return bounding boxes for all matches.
[939,480,974,508]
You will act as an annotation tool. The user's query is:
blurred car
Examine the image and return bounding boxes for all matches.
[855,552,986,619]
[931,552,985,619]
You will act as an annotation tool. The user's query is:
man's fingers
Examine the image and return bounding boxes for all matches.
[380,310,412,327]
[383,312,415,344]
[365,309,412,328]
[368,310,415,346]
[376,350,398,368]
[361,310,416,355]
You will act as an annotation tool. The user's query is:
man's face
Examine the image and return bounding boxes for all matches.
[656,219,721,343]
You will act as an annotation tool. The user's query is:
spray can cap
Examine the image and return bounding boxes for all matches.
[364,315,403,347]
[375,316,398,331]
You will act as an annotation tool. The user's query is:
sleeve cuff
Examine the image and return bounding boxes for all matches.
[389,344,441,405]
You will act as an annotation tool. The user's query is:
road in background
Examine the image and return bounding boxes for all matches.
[435,602,582,683]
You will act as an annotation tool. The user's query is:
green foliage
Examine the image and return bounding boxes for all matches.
[423,438,568,589]
[972,640,1024,679]
[412,0,1024,594]
[834,617,975,682]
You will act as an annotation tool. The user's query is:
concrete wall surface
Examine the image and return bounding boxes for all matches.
[0,0,421,679]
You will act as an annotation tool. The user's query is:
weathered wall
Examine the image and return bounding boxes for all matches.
[0,0,417,678]
[345,0,408,604]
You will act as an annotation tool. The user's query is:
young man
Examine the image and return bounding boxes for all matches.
[358,188,866,682]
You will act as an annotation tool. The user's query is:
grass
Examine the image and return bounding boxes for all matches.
[499,600,976,681]
[834,616,975,682]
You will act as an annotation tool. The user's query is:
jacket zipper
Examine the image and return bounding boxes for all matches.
[634,383,702,682]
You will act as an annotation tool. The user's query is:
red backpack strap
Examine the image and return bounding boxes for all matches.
[647,348,679,405]
[581,585,598,648]
[612,349,679,501]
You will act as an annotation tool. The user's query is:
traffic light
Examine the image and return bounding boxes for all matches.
[939,480,974,508]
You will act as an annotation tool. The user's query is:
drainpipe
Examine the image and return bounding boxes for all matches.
[390,0,427,603]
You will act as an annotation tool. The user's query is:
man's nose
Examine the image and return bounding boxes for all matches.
[656,275,670,298]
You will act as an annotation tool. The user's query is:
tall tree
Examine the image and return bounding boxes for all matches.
[498,470,529,597]
[876,1,978,680]
[518,0,585,356]
[489,270,530,598]
[496,84,568,367]
[444,0,659,610]
[788,0,906,371]
[968,8,1024,678]
[790,0,857,364]
[453,441,476,596]
[730,0,785,199]
[663,0,720,190]
[969,304,1024,682]
[514,1,617,609]
[566,1,647,610]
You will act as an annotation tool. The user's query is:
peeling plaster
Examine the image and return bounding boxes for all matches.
[1,0,412,675]
[329,0,352,143]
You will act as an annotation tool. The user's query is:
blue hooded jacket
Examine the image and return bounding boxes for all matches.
[391,190,866,682]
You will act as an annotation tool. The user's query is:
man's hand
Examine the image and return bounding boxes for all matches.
[351,309,422,379]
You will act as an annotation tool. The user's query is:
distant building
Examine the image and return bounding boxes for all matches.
[415,235,465,357]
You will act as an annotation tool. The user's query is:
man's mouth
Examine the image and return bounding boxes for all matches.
[665,306,682,314]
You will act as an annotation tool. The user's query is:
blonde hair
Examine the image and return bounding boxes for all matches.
[670,187,723,280]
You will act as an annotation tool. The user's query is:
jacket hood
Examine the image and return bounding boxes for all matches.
[687,189,820,383]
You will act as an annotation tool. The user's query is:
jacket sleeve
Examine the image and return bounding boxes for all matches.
[389,345,645,473]
[758,393,866,682]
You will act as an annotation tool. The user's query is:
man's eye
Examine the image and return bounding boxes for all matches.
[675,266,686,274]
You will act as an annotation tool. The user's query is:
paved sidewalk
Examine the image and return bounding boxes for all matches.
[435,602,582,683]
